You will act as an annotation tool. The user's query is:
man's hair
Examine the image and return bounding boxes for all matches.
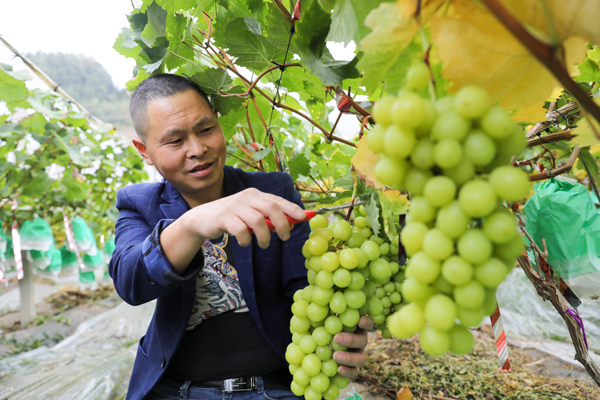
[129,74,211,140]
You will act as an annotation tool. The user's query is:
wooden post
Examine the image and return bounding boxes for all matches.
[19,250,35,325]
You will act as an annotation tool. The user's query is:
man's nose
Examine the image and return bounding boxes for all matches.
[187,137,206,157]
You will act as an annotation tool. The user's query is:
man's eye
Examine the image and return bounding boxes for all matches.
[169,139,182,144]
[201,127,213,133]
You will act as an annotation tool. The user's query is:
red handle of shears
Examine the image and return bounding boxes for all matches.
[248,210,317,234]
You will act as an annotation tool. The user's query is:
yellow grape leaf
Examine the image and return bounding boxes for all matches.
[380,189,409,216]
[397,386,414,400]
[430,0,556,110]
[503,0,600,47]
[351,136,382,190]
[572,114,600,147]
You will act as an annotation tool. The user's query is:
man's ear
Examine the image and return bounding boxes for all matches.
[132,138,154,166]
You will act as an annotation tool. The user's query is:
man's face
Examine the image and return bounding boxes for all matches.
[132,89,227,206]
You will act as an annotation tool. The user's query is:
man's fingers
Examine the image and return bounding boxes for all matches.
[358,315,375,331]
[332,349,367,368]
[333,329,368,350]
[337,365,360,379]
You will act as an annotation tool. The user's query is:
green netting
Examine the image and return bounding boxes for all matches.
[72,217,96,254]
[30,249,52,270]
[46,246,62,273]
[20,217,54,251]
[83,246,103,268]
[104,237,116,256]
[524,178,600,299]
[79,270,96,284]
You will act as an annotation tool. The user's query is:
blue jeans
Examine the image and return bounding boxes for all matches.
[145,377,303,400]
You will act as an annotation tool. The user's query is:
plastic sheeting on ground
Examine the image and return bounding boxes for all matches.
[0,299,155,400]
[497,268,600,354]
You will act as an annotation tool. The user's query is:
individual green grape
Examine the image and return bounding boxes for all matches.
[302,244,312,259]
[339,307,361,327]
[299,335,317,354]
[436,201,469,239]
[400,221,428,256]
[354,216,368,229]
[408,196,437,224]
[410,251,441,284]
[464,130,496,166]
[474,258,508,288]
[302,286,314,302]
[361,241,381,261]
[406,62,430,90]
[344,289,367,309]
[414,101,439,137]
[312,326,333,346]
[307,302,330,321]
[302,353,322,377]
[390,261,400,274]
[391,92,426,129]
[290,381,306,396]
[293,289,304,303]
[431,110,471,141]
[369,259,392,281]
[329,291,347,314]
[315,345,333,361]
[372,313,386,325]
[449,324,475,354]
[443,157,475,186]
[324,315,343,335]
[457,306,485,327]
[489,166,531,201]
[483,211,517,244]
[304,386,322,400]
[397,303,427,336]
[347,232,365,248]
[494,125,526,162]
[483,289,499,316]
[321,359,339,377]
[458,180,497,218]
[441,255,473,286]
[311,287,334,307]
[493,233,525,263]
[332,220,352,241]
[320,252,340,272]
[420,325,451,356]
[481,106,514,139]
[425,294,457,331]
[372,96,396,127]
[309,215,329,230]
[331,374,350,390]
[380,242,390,256]
[454,281,486,310]
[307,268,316,286]
[323,383,340,400]
[338,248,358,270]
[401,277,433,303]
[310,228,333,242]
[389,291,402,304]
[310,318,325,328]
[384,124,416,159]
[435,96,455,114]
[375,156,408,188]
[366,296,384,317]
[292,299,309,318]
[410,139,435,169]
[433,139,463,169]
[405,167,433,196]
[286,343,305,365]
[309,257,322,273]
[360,227,373,239]
[457,229,492,264]
[367,124,386,154]
[292,332,310,346]
[454,85,491,119]
[306,236,329,257]
[315,270,334,289]
[380,296,392,308]
[422,228,454,261]
[424,176,457,207]
[290,316,311,333]
[332,268,352,288]
[387,310,411,339]
[433,275,454,295]
[293,367,311,386]
[348,271,366,290]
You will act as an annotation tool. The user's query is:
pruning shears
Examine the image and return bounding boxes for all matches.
[249,200,367,233]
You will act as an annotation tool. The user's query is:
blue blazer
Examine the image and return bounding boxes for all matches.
[109,166,309,400]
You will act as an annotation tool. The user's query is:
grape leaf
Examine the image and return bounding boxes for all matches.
[294,0,330,60]
[61,177,91,202]
[156,0,200,14]
[327,0,389,46]
[288,153,310,180]
[429,0,585,110]
[351,137,383,190]
[189,68,233,95]
[141,1,167,46]
[580,147,600,185]
[0,70,29,104]
[574,59,600,84]
[356,2,419,95]
[212,85,245,116]
[365,193,381,236]
[165,13,194,70]
[221,17,281,71]
[114,28,143,58]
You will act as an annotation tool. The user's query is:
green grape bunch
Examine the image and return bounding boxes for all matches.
[367,64,529,356]
[286,211,404,399]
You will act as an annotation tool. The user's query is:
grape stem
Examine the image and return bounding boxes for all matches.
[527,145,580,181]
[526,129,575,147]
[481,0,600,137]
[517,255,600,387]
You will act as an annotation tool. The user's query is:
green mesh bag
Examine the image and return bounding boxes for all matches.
[20,217,54,251]
[72,217,96,254]
[60,245,79,269]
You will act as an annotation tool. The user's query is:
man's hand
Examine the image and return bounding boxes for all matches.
[332,316,375,377]
[161,188,306,274]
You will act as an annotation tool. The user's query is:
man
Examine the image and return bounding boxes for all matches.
[109,74,373,400]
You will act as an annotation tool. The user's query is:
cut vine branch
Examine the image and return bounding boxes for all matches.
[517,255,600,387]
[526,129,576,147]
[527,145,580,181]
[481,0,600,136]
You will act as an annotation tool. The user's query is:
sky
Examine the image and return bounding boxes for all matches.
[0,0,138,89]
